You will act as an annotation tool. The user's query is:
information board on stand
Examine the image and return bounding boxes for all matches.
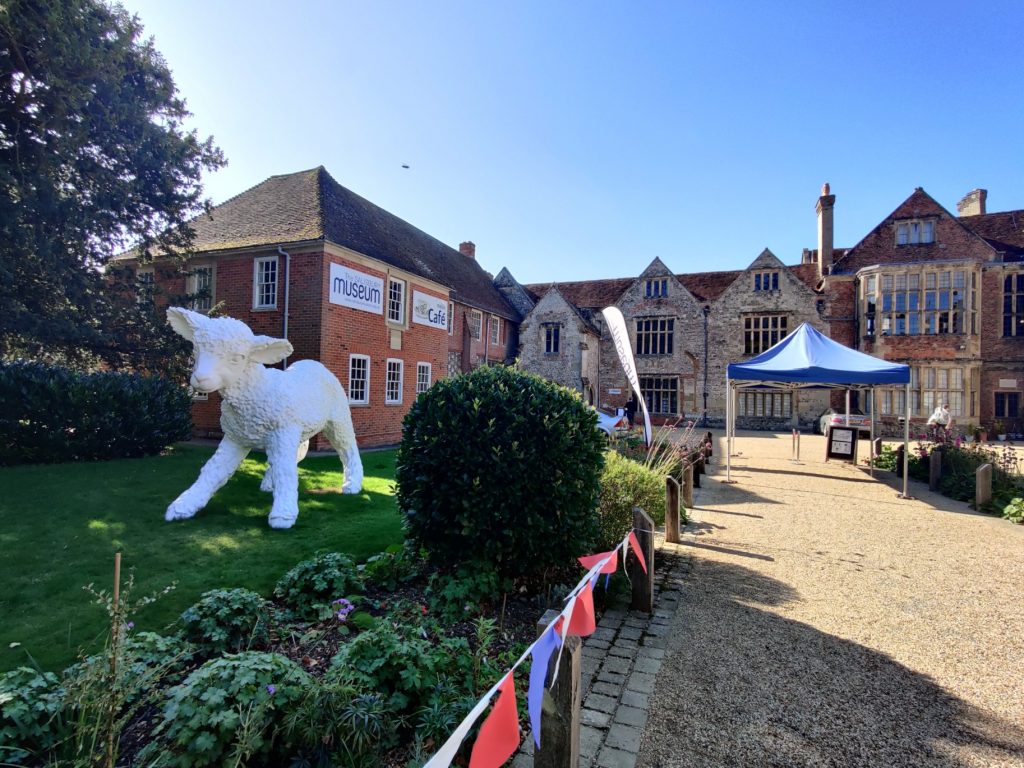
[826,426,858,463]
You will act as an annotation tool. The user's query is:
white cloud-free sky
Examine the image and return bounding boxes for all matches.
[122,0,1024,284]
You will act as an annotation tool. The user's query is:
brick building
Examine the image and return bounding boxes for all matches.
[121,167,520,447]
[826,187,1024,433]
[506,184,1024,434]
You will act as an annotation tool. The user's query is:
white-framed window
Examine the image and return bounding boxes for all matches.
[385,358,403,404]
[387,277,406,324]
[490,315,501,345]
[753,271,779,291]
[645,278,668,298]
[896,219,937,246]
[188,264,214,312]
[448,301,454,335]
[469,310,482,340]
[543,323,561,354]
[136,268,155,306]
[416,362,431,394]
[190,388,208,402]
[348,354,370,405]
[253,256,278,309]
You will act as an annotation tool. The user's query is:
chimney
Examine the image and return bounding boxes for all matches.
[816,182,835,279]
[459,241,476,259]
[956,189,987,217]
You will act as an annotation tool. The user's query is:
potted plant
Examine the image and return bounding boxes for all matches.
[972,424,987,443]
[994,419,1007,441]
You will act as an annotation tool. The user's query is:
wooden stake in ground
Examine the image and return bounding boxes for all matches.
[107,552,122,768]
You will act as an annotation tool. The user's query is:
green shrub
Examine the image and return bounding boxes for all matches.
[282,680,398,766]
[273,552,364,621]
[329,620,468,713]
[427,564,506,624]
[180,589,272,655]
[0,360,192,465]
[1002,497,1024,524]
[397,365,605,581]
[359,543,423,590]
[0,667,65,765]
[151,652,312,767]
[596,451,668,549]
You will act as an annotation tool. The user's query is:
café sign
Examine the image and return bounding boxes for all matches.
[412,290,448,330]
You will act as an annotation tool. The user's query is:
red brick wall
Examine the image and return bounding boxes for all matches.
[979,266,1024,426]
[447,303,510,368]
[320,251,448,448]
[149,247,456,449]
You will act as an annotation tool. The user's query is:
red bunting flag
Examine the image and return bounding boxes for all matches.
[564,581,597,637]
[628,531,648,574]
[469,674,520,768]
[578,550,618,574]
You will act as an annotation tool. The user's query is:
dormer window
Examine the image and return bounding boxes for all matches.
[753,271,779,292]
[896,219,936,246]
[645,278,668,298]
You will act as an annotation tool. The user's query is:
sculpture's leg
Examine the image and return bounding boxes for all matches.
[266,428,302,529]
[324,406,363,494]
[260,439,308,493]
[166,439,249,521]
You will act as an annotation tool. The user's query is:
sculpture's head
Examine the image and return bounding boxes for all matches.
[167,307,293,393]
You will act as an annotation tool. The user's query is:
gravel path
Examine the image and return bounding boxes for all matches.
[638,431,1024,768]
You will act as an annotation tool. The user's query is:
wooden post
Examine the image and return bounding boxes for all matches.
[929,447,943,491]
[976,463,993,509]
[704,431,714,457]
[873,438,884,459]
[534,610,581,768]
[895,444,905,478]
[682,465,694,509]
[665,476,680,543]
[693,453,703,488]
[630,507,655,614]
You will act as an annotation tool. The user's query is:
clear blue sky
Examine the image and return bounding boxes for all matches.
[121,0,1024,285]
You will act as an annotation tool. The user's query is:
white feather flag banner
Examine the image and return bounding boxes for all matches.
[602,306,652,446]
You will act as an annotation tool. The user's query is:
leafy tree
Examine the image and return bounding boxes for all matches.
[0,0,224,368]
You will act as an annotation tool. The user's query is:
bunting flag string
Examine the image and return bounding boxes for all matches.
[628,531,648,574]
[527,628,560,748]
[469,674,521,768]
[423,529,646,768]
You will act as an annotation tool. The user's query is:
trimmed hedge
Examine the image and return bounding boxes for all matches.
[0,360,192,465]
[396,365,605,581]
[596,450,667,549]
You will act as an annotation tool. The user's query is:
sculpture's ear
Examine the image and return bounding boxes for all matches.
[166,307,202,341]
[250,336,293,365]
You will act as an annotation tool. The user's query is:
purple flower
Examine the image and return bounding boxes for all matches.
[126,622,134,630]
[266,684,276,695]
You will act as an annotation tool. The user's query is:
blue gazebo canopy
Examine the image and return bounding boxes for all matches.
[727,322,910,388]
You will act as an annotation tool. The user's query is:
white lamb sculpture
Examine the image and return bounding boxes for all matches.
[165,307,363,529]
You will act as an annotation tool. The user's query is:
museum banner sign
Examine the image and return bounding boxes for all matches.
[602,306,652,446]
[412,290,448,330]
[329,263,383,314]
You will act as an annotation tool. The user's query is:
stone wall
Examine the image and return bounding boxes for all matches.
[518,288,598,396]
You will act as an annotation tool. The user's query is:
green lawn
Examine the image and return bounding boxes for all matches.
[0,445,403,673]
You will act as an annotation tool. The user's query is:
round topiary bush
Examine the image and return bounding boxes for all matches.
[396,365,605,581]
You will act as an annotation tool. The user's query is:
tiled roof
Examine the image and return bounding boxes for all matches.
[960,210,1024,259]
[524,278,634,308]
[677,271,741,301]
[161,167,520,319]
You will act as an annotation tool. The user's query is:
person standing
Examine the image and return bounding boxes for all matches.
[624,395,637,428]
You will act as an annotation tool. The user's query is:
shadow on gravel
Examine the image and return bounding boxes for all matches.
[641,558,1024,767]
